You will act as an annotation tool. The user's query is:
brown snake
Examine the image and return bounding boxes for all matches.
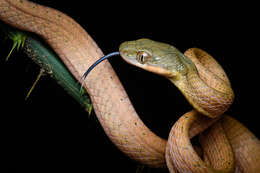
[0,1,259,172]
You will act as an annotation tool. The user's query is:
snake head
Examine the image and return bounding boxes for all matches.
[119,38,195,80]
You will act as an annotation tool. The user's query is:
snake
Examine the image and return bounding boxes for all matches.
[0,1,259,172]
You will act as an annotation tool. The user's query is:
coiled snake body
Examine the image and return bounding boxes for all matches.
[0,1,259,172]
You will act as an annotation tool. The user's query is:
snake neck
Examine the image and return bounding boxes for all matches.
[170,70,234,118]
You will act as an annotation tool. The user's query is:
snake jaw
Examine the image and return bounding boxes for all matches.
[145,65,178,78]
[120,51,175,78]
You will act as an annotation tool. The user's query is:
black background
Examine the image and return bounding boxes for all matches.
[1,1,259,173]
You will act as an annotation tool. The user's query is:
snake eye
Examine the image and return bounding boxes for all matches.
[137,51,150,64]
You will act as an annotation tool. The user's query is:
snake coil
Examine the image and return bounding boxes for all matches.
[0,1,259,172]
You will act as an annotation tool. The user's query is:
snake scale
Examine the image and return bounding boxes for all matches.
[0,1,259,172]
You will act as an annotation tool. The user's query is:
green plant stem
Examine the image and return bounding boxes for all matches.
[0,22,92,114]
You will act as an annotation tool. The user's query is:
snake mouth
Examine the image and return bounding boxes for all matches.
[120,51,175,78]
[145,65,176,78]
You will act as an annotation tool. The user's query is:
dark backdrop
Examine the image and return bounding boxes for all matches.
[2,1,259,173]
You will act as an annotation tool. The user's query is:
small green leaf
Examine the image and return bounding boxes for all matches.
[5,31,27,61]
[5,41,17,61]
[25,68,45,100]
[87,104,93,116]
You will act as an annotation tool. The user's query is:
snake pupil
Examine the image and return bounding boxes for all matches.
[137,51,150,64]
[140,55,145,63]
